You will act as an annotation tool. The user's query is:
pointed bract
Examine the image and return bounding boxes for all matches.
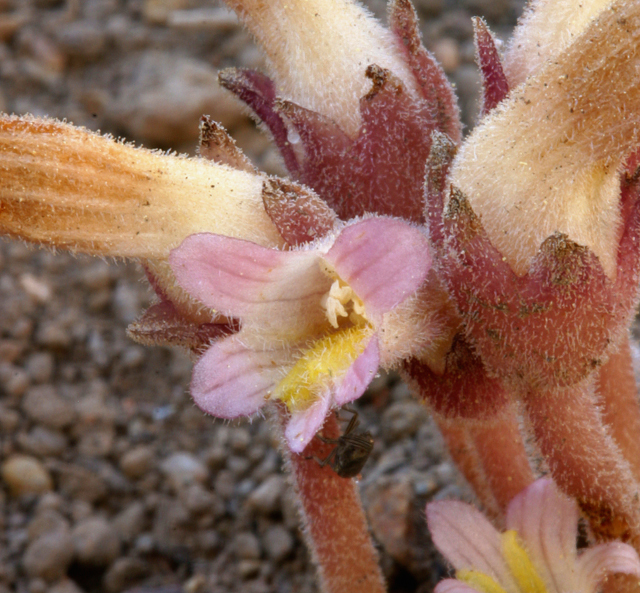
[473,18,509,116]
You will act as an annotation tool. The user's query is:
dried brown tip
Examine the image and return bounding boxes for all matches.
[199,115,257,173]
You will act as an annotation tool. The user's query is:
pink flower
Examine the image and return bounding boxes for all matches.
[427,478,640,593]
[170,216,434,452]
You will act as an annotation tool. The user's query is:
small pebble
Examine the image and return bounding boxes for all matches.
[237,559,262,580]
[232,532,261,560]
[432,37,461,73]
[27,509,70,542]
[181,483,219,515]
[49,579,86,593]
[1,455,53,496]
[160,452,208,490]
[113,501,147,544]
[72,517,121,566]
[245,475,284,515]
[56,463,108,503]
[36,321,72,349]
[22,385,76,430]
[0,405,20,432]
[213,469,235,499]
[25,352,55,383]
[22,530,74,582]
[77,426,115,457]
[102,557,148,593]
[381,401,429,442]
[17,426,68,457]
[19,274,52,303]
[119,444,155,479]
[263,525,294,563]
[27,578,47,593]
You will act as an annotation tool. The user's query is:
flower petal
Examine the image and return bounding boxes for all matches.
[576,541,640,593]
[505,479,579,593]
[190,335,290,419]
[324,218,431,321]
[332,334,379,407]
[435,578,502,593]
[284,335,378,453]
[285,394,332,454]
[427,501,516,592]
[170,233,328,340]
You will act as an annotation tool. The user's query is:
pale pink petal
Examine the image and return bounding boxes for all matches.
[324,218,431,320]
[505,478,579,593]
[435,579,487,593]
[284,337,379,453]
[427,501,516,590]
[285,394,332,454]
[170,233,328,339]
[190,335,288,418]
[576,542,640,593]
[332,335,379,406]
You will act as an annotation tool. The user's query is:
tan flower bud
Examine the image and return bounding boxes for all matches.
[0,115,282,259]
[450,0,640,279]
[504,0,614,85]
[224,0,418,135]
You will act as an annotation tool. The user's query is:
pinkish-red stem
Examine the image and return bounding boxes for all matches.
[596,334,640,480]
[277,408,386,593]
[436,414,500,517]
[436,402,534,521]
[523,380,640,546]
[467,404,535,513]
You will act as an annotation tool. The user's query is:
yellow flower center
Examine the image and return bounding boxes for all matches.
[456,531,548,593]
[273,325,373,412]
[502,531,548,593]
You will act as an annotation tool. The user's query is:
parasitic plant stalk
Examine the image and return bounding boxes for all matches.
[596,335,640,481]
[278,409,386,593]
[523,381,640,546]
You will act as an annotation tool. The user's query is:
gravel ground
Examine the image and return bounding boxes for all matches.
[0,1,524,592]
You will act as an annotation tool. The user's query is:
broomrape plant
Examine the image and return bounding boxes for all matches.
[2,0,640,591]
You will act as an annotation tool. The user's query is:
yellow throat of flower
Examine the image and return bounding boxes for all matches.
[273,325,373,412]
[457,530,548,593]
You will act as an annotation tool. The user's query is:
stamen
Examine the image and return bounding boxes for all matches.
[321,279,367,328]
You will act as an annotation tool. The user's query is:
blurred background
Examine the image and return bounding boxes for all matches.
[0,1,525,592]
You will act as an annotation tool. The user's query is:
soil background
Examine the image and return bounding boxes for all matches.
[0,1,525,592]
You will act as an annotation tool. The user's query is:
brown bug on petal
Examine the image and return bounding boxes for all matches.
[307,407,374,478]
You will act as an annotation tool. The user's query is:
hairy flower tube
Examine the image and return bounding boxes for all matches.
[169,216,436,452]
[427,479,640,593]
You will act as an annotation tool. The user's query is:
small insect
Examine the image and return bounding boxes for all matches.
[307,407,374,478]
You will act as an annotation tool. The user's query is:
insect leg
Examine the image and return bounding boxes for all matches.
[305,448,337,468]
[340,406,360,437]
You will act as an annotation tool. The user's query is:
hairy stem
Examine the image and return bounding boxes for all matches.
[467,403,535,513]
[436,414,499,518]
[596,334,640,479]
[436,402,534,521]
[523,381,640,546]
[276,407,386,593]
